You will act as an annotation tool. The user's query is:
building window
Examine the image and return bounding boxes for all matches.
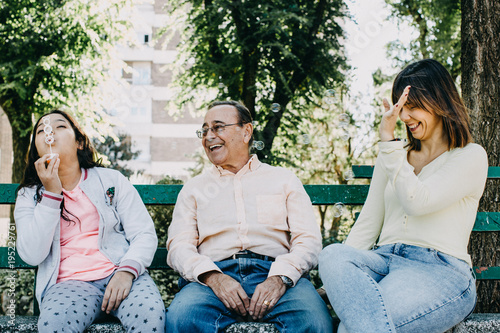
[132,62,151,85]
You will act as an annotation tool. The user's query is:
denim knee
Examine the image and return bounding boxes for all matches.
[319,243,344,267]
[319,243,365,275]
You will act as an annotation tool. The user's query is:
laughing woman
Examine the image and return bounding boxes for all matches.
[319,59,488,333]
[14,110,165,333]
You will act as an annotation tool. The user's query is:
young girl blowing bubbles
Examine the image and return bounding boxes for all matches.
[14,110,165,333]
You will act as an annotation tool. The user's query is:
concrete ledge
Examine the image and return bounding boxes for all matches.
[0,316,126,333]
[225,323,279,332]
[1,314,499,332]
[448,314,500,333]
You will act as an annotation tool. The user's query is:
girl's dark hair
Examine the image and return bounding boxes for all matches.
[208,100,254,148]
[18,110,103,224]
[392,59,472,151]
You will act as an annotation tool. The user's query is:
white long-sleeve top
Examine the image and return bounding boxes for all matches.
[346,141,488,266]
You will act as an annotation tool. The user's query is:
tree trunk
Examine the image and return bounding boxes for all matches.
[2,104,32,183]
[461,0,500,313]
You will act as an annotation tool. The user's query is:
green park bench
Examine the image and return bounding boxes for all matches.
[0,165,499,332]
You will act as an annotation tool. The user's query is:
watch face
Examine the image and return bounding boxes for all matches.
[281,275,293,286]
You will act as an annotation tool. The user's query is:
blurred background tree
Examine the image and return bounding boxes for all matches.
[93,133,143,180]
[462,0,500,313]
[0,0,134,183]
[384,0,461,80]
[164,0,349,163]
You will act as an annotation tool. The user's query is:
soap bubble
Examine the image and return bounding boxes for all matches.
[271,103,281,113]
[253,141,265,150]
[43,125,53,135]
[42,118,50,125]
[299,134,311,145]
[324,89,336,104]
[332,202,345,218]
[344,169,355,181]
[45,136,54,144]
[341,131,350,141]
[338,113,349,127]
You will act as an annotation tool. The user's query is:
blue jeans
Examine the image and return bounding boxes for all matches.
[166,258,332,333]
[319,243,476,333]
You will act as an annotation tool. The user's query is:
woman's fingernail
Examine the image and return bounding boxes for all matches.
[395,104,399,107]
[405,93,408,96]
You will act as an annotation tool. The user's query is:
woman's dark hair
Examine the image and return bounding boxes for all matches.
[208,100,254,148]
[18,110,103,224]
[392,59,472,151]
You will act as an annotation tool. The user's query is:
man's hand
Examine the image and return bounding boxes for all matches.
[102,271,134,314]
[200,271,250,316]
[248,276,287,320]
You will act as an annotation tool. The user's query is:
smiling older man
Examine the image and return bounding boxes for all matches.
[165,101,332,333]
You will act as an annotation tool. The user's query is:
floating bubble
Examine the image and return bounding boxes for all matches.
[341,130,350,141]
[299,134,311,145]
[332,202,345,218]
[338,113,349,127]
[45,136,54,144]
[344,169,355,181]
[43,125,53,134]
[253,141,265,150]
[325,89,335,98]
[271,103,281,113]
[324,89,336,105]
[324,97,335,105]
[42,118,50,125]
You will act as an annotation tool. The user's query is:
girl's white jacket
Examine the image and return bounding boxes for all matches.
[14,167,158,303]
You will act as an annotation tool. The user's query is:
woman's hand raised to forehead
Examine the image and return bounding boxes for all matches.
[379,85,411,142]
[34,153,62,194]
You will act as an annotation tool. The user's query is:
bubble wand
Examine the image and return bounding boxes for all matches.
[42,117,57,163]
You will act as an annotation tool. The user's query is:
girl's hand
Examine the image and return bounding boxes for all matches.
[379,85,411,141]
[102,271,134,314]
[34,154,62,194]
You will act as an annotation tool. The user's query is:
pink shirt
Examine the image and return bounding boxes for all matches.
[167,155,322,286]
[57,172,116,283]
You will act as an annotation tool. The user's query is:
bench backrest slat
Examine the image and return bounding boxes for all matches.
[353,165,500,179]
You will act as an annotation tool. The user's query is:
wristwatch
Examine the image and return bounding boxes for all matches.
[280,275,293,287]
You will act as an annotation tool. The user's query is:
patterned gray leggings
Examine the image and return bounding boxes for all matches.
[37,272,165,333]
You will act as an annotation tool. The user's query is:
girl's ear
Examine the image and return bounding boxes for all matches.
[77,139,84,150]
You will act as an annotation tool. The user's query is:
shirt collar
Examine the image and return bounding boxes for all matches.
[211,154,261,177]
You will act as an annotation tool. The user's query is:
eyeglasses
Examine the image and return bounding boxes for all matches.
[196,123,243,139]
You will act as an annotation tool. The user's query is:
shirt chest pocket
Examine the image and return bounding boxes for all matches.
[256,194,286,226]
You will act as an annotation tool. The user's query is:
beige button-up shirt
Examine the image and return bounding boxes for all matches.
[167,155,321,285]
